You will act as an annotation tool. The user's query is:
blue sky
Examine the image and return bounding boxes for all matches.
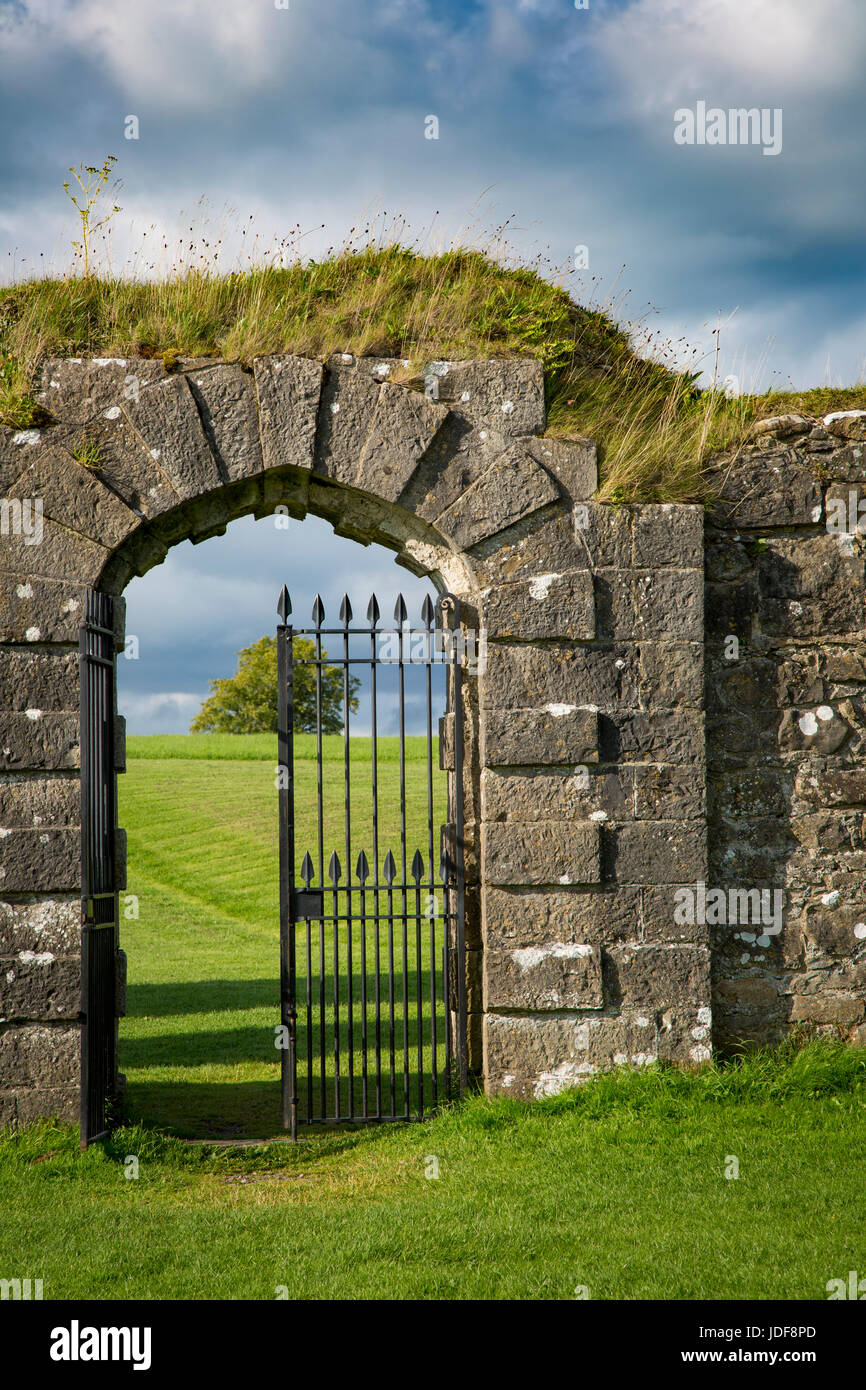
[2,0,865,730]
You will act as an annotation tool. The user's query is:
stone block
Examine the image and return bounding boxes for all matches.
[482,644,638,712]
[0,1022,80,1085]
[485,942,603,1011]
[481,766,628,824]
[424,359,545,436]
[0,776,80,827]
[254,354,323,474]
[0,898,80,956]
[600,711,704,764]
[437,442,561,550]
[123,374,222,500]
[524,436,596,501]
[186,363,263,482]
[481,569,594,641]
[706,446,822,528]
[632,505,704,568]
[313,360,381,485]
[608,822,707,884]
[482,705,599,766]
[0,651,78,712]
[0,828,80,892]
[481,820,600,886]
[356,383,450,502]
[0,953,80,1021]
[0,714,80,771]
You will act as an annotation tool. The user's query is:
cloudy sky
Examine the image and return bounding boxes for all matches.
[2,0,864,731]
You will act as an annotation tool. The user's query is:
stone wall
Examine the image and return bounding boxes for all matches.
[706,410,866,1048]
[1,354,864,1128]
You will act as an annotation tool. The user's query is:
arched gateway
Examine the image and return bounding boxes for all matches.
[0,351,712,1138]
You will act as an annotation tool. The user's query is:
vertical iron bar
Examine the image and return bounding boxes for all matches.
[342,600,354,1120]
[450,600,469,1094]
[369,600,382,1118]
[277,601,298,1139]
[396,610,410,1118]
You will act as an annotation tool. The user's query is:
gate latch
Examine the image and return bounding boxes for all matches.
[291,889,325,920]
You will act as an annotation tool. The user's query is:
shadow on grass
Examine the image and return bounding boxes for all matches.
[127,979,278,1017]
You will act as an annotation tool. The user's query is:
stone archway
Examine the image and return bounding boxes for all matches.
[0,349,711,1127]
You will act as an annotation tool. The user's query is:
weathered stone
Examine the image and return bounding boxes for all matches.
[424,359,545,436]
[600,711,704,764]
[314,361,381,485]
[0,776,79,826]
[777,707,850,756]
[0,954,80,1020]
[706,446,822,528]
[0,1022,79,1085]
[5,446,140,551]
[254,354,323,474]
[790,992,864,1027]
[36,357,167,424]
[632,505,704,568]
[0,714,79,771]
[608,823,707,884]
[595,568,702,641]
[486,942,603,1011]
[49,417,179,520]
[0,577,122,645]
[8,1084,78,1125]
[0,828,80,892]
[355,383,450,502]
[824,411,866,442]
[756,536,864,638]
[436,443,561,550]
[746,414,811,442]
[482,706,599,766]
[0,651,78,712]
[0,513,108,584]
[802,901,866,957]
[638,642,704,709]
[523,436,596,501]
[482,568,594,641]
[123,375,222,500]
[0,897,79,955]
[483,644,638,712]
[482,821,600,886]
[605,944,709,1009]
[186,363,262,483]
[794,767,866,808]
[634,765,704,821]
[482,766,628,823]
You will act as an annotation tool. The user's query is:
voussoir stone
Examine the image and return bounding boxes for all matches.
[523,436,596,501]
[186,363,262,482]
[36,357,168,425]
[123,374,222,500]
[424,359,545,436]
[254,354,323,474]
[314,359,382,485]
[436,442,561,550]
[6,447,140,550]
[355,382,450,502]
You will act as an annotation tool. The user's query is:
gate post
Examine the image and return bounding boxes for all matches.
[276,586,298,1139]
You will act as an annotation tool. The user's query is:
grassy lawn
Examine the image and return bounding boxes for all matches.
[1,734,864,1300]
[0,1047,864,1300]
[118,734,448,1138]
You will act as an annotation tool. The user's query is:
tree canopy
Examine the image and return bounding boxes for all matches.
[190,635,359,735]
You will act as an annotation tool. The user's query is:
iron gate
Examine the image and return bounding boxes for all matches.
[79,589,118,1147]
[276,586,467,1137]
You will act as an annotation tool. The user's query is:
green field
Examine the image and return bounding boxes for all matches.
[0,735,864,1300]
[119,734,449,1138]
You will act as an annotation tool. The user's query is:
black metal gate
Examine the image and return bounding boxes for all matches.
[276,586,467,1137]
[79,590,118,1147]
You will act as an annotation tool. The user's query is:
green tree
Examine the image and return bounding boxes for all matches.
[190,635,359,735]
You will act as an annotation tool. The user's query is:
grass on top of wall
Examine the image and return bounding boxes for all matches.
[3,240,864,505]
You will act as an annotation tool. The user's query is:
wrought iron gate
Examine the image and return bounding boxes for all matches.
[276,586,467,1137]
[79,590,118,1147]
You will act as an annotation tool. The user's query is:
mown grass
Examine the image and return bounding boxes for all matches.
[3,241,863,503]
[0,1042,864,1300]
[117,735,447,1138]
